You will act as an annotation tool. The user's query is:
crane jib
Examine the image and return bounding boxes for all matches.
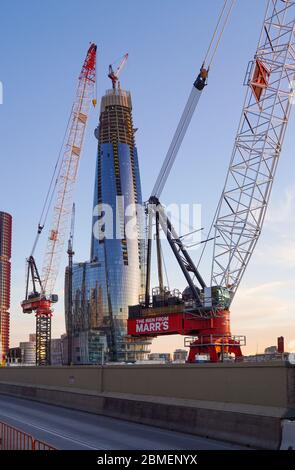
[211,0,295,302]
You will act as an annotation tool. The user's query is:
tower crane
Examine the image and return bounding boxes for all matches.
[67,203,75,366]
[128,0,295,362]
[21,44,97,366]
[108,53,129,89]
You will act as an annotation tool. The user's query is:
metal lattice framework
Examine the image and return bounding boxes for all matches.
[36,313,52,366]
[211,0,295,301]
[42,44,96,295]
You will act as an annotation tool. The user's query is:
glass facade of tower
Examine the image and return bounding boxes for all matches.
[65,89,150,363]
[0,211,12,362]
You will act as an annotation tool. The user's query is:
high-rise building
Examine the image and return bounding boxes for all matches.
[0,211,12,363]
[7,347,21,365]
[277,336,285,354]
[19,340,36,365]
[50,338,63,365]
[65,87,150,363]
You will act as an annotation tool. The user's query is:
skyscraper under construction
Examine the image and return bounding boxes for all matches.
[0,211,12,363]
[65,84,150,363]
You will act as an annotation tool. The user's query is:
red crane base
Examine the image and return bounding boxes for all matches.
[128,308,245,363]
[187,336,243,363]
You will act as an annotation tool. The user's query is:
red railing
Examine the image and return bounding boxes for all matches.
[0,421,55,450]
[33,438,56,451]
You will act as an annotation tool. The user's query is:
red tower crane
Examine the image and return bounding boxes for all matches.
[128,0,295,362]
[21,43,97,366]
[108,53,128,89]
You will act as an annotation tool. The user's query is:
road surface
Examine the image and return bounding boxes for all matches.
[0,394,246,450]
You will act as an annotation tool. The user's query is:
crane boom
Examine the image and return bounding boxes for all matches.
[22,43,97,366]
[151,68,208,199]
[42,43,97,296]
[108,53,128,89]
[67,203,75,365]
[211,0,295,301]
[150,0,235,200]
[114,53,128,79]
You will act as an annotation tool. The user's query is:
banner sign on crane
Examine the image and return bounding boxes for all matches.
[128,314,183,336]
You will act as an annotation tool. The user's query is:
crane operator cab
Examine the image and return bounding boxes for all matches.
[203,286,231,310]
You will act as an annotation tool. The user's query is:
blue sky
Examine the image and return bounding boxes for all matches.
[0,0,294,355]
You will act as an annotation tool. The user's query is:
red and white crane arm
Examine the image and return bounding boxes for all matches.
[42,43,97,295]
[108,53,128,89]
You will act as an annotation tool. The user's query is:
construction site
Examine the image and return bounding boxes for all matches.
[13,0,295,367]
[0,0,295,452]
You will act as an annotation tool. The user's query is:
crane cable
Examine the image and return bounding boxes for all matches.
[30,106,74,257]
[151,0,235,199]
[93,54,97,107]
[152,87,200,198]
[160,241,170,291]
[207,0,236,69]
[203,0,236,70]
[203,0,228,66]
[190,0,236,271]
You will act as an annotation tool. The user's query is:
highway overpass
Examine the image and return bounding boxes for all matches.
[0,394,246,450]
[0,362,294,449]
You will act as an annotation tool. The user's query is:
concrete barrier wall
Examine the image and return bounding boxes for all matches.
[0,365,102,392]
[0,362,292,407]
[0,362,294,449]
[102,363,290,407]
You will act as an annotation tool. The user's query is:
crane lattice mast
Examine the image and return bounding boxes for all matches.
[22,43,97,366]
[211,0,295,301]
[42,43,97,296]
[67,204,75,366]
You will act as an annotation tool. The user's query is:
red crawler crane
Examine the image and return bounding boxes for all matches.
[128,0,295,362]
[21,44,97,366]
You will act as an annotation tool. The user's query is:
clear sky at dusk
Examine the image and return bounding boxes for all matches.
[0,0,294,355]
